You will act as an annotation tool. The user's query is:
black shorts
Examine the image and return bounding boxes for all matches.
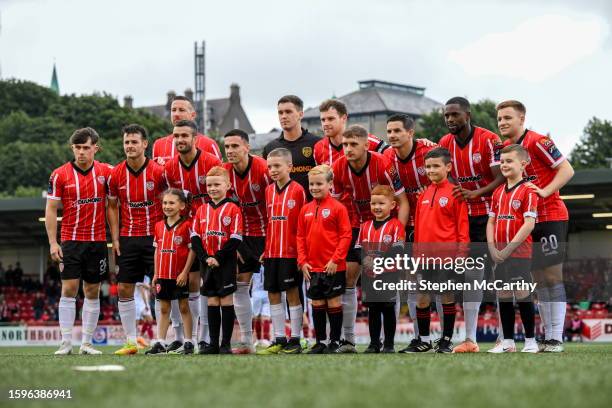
[405,226,415,243]
[494,258,532,284]
[60,241,108,283]
[116,236,154,283]
[346,228,361,264]
[155,278,189,301]
[201,258,237,297]
[238,236,265,274]
[468,215,488,243]
[263,258,301,293]
[307,272,346,300]
[532,221,568,269]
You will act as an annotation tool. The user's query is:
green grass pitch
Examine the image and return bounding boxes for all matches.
[1,343,611,408]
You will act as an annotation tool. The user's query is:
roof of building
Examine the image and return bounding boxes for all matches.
[303,79,442,119]
[207,98,231,127]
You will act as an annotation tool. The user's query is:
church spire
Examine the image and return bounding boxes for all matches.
[50,63,59,94]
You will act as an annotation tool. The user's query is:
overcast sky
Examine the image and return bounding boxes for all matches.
[1,0,610,154]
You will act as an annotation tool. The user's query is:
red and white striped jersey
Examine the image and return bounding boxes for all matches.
[223,155,270,237]
[47,161,113,242]
[439,126,503,217]
[332,152,405,227]
[313,134,389,166]
[108,158,165,237]
[355,217,406,255]
[264,180,306,258]
[152,133,222,165]
[489,180,538,258]
[192,198,243,256]
[163,149,222,213]
[504,130,568,222]
[153,218,193,279]
[384,140,436,226]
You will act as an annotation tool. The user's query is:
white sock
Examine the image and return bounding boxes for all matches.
[199,295,210,343]
[549,283,566,342]
[81,298,100,345]
[435,296,444,330]
[188,292,200,339]
[503,338,516,348]
[342,288,357,343]
[463,301,480,342]
[270,303,286,339]
[407,292,419,338]
[58,297,76,343]
[118,299,137,343]
[288,305,303,339]
[170,299,184,342]
[525,337,537,346]
[233,282,254,344]
[421,335,431,343]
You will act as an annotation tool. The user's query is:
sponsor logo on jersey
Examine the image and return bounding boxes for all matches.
[223,216,232,226]
[160,249,177,253]
[497,215,516,220]
[472,153,482,164]
[97,176,106,184]
[302,147,313,158]
[322,208,331,218]
[128,200,154,208]
[422,200,430,205]
[439,197,448,207]
[75,197,103,205]
[173,236,183,245]
[271,216,288,221]
[206,230,226,237]
[512,199,521,210]
[287,199,296,209]
[291,165,314,173]
[146,181,155,191]
[457,175,482,183]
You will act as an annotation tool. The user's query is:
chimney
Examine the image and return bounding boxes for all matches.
[166,90,176,113]
[184,88,194,102]
[230,83,240,103]
[123,95,133,109]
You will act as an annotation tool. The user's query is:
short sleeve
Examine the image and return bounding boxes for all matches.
[230,206,243,240]
[488,134,503,166]
[533,136,565,169]
[384,158,405,195]
[523,190,538,218]
[489,189,499,218]
[47,169,63,201]
[331,161,344,198]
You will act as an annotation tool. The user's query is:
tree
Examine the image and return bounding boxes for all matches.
[0,79,173,196]
[416,99,500,142]
[569,117,612,169]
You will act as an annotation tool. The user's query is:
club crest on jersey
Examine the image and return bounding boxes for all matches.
[512,199,521,210]
[322,208,331,218]
[287,199,296,209]
[302,147,313,158]
[417,167,426,176]
[439,197,448,207]
[97,176,106,184]
[251,184,260,192]
[198,175,206,185]
[173,236,183,245]
[223,216,232,226]
[146,181,155,191]
[472,153,482,164]
[383,234,392,244]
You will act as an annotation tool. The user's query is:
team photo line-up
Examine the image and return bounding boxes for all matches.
[44,93,574,356]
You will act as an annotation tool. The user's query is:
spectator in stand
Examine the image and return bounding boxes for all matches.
[109,278,119,317]
[565,315,583,342]
[0,261,5,284]
[13,262,23,285]
[100,281,110,304]
[34,293,45,320]
[5,264,14,285]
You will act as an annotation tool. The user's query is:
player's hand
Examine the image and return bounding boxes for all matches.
[452,185,474,200]
[489,248,504,264]
[177,272,188,287]
[207,257,220,268]
[417,138,436,147]
[416,186,427,195]
[112,239,121,259]
[325,261,338,275]
[301,264,312,281]
[525,182,549,198]
[50,242,63,263]
[363,256,374,270]
[237,251,244,264]
[152,276,158,286]
[259,254,264,264]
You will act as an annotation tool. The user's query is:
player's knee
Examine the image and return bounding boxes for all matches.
[327,296,342,308]
[268,292,281,304]
[220,295,233,306]
[82,282,100,299]
[160,301,171,314]
[286,287,300,305]
[237,272,252,284]
[118,283,134,299]
[498,290,513,299]
[178,299,190,314]
[515,290,532,301]
[207,297,220,307]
